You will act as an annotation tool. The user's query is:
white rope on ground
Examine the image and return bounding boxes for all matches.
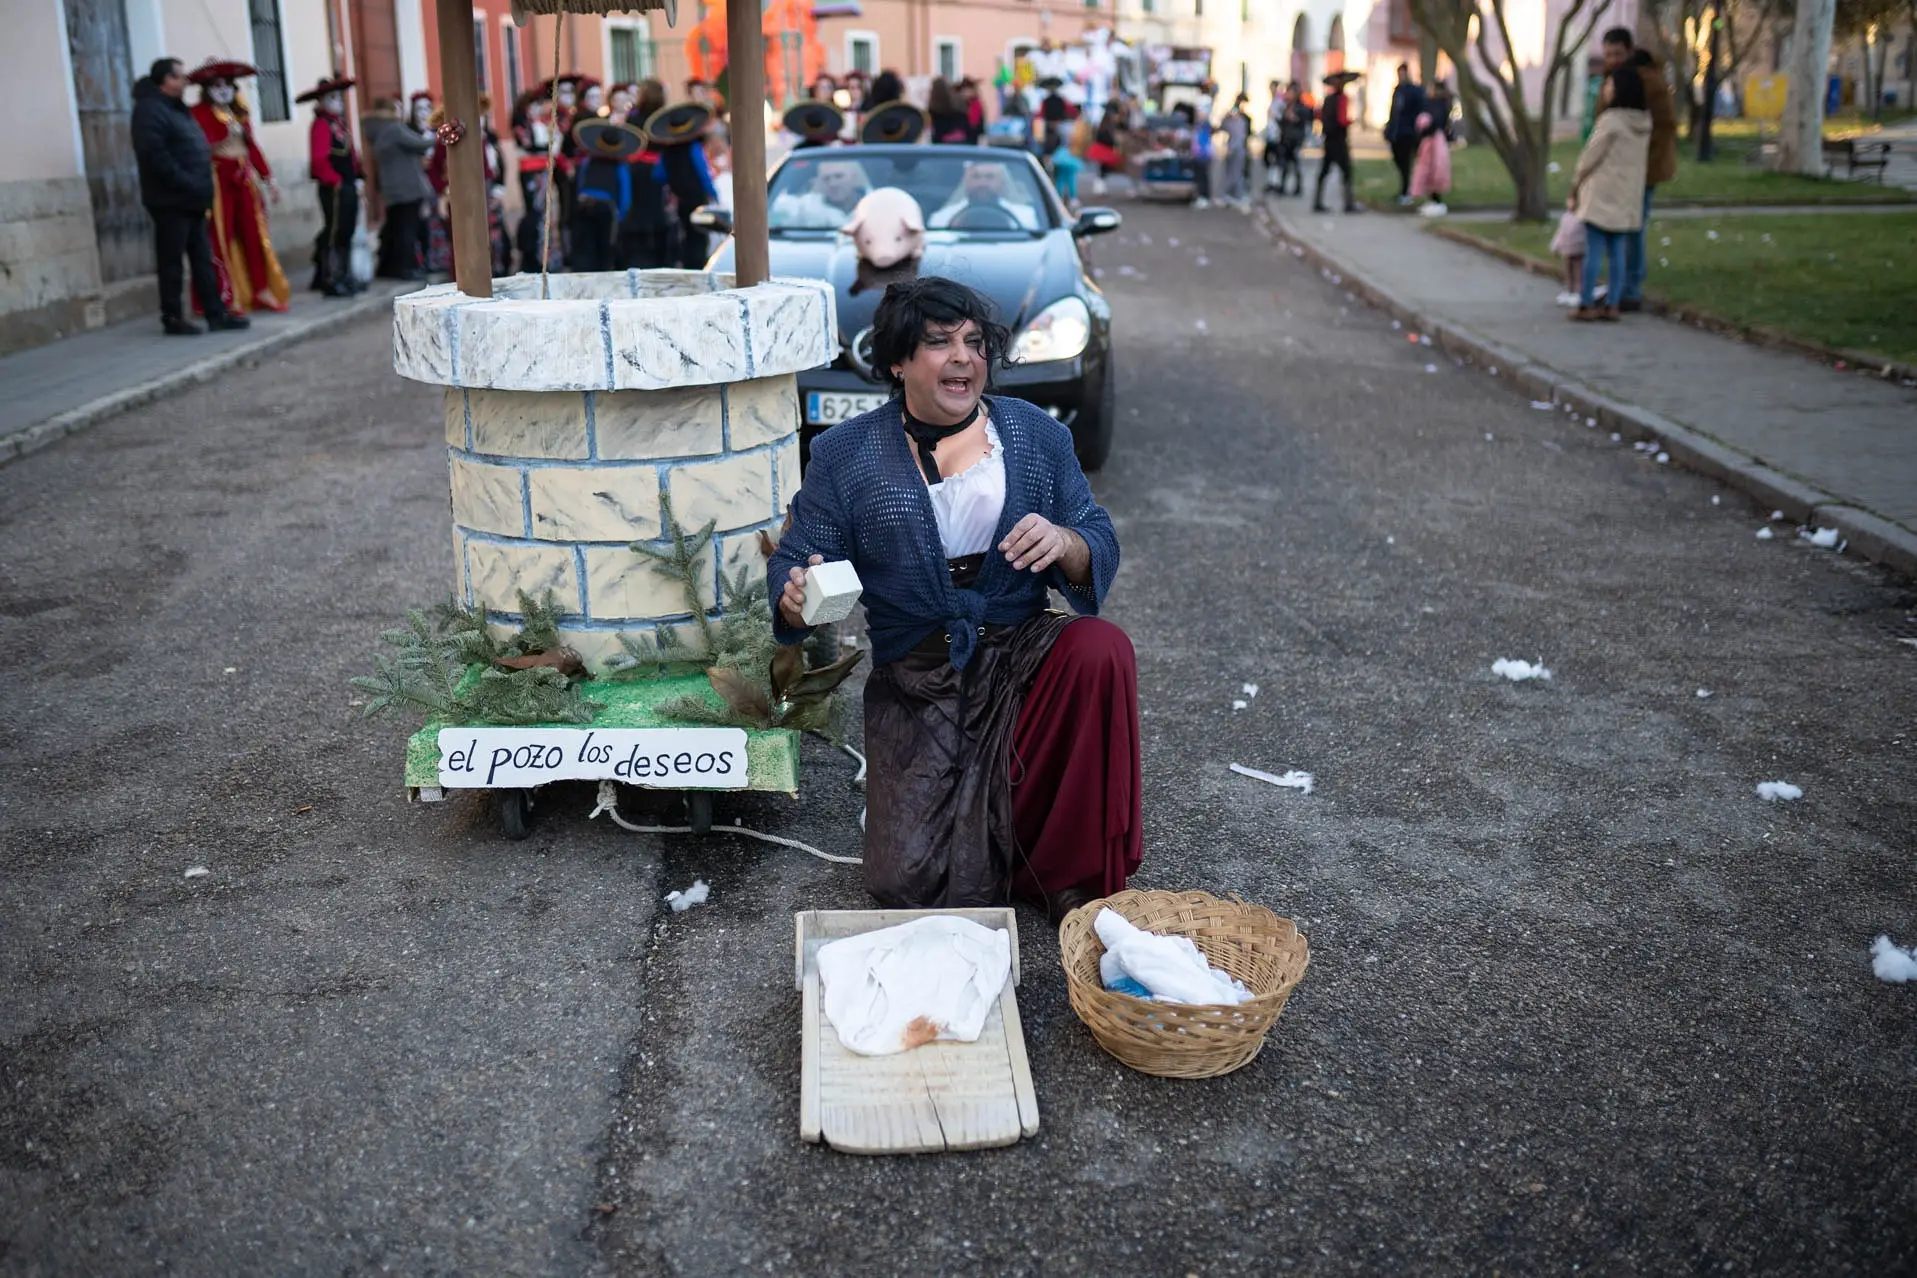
[589,781,862,865]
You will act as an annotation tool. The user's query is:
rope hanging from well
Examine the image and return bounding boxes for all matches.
[538,11,565,300]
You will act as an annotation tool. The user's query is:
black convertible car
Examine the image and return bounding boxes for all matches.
[701,144,1121,469]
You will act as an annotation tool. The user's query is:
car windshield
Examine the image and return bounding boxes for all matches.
[767,152,1056,235]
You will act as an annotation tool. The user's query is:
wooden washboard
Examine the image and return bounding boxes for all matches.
[796,908,1041,1154]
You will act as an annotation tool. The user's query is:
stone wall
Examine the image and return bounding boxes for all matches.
[394,269,837,673]
[0,178,105,354]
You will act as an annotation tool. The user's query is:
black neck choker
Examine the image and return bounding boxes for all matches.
[901,400,983,485]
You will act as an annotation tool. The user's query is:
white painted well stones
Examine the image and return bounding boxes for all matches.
[392,269,837,671]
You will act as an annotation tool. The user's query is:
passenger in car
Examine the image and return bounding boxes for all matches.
[927,161,1041,230]
[770,159,871,228]
[768,277,1140,926]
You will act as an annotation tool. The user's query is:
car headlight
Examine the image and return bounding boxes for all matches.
[1010,297,1091,364]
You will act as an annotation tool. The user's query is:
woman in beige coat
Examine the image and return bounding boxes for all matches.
[1566,66,1652,321]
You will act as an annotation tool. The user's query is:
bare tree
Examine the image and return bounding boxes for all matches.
[1776,0,1837,171]
[1411,0,1616,219]
[1837,0,1901,118]
[1642,0,1788,136]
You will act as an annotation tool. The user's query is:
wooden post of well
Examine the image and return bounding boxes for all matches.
[434,0,492,297]
[725,0,771,287]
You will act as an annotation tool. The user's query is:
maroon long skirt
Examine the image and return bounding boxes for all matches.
[861,613,1142,910]
[1008,618,1143,902]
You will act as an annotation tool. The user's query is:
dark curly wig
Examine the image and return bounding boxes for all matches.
[868,276,1012,392]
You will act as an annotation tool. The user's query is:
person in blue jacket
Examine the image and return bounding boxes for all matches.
[569,119,641,271]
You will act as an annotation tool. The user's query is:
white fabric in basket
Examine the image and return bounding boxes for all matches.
[817,916,1012,1056]
[1094,908,1254,1006]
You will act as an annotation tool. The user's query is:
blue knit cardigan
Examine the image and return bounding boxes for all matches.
[768,395,1121,669]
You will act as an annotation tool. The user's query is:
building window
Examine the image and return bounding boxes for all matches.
[846,31,878,76]
[610,22,657,83]
[1140,0,1154,13]
[248,0,290,121]
[1195,0,1204,15]
[935,37,961,82]
[473,14,490,93]
[504,27,523,102]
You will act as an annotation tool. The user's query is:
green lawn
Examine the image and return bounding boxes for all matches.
[1456,211,1917,365]
[1352,128,1915,212]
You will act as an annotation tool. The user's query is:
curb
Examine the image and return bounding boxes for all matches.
[1253,202,1917,581]
[1425,223,1917,386]
[0,288,399,469]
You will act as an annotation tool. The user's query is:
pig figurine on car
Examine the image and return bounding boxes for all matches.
[842,186,925,293]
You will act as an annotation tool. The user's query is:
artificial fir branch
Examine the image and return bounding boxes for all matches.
[353,592,600,726]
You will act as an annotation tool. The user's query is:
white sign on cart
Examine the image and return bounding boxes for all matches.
[436,727,751,789]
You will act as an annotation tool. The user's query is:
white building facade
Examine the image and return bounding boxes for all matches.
[1,0,380,352]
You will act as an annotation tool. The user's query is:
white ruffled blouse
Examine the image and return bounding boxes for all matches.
[927,418,1006,558]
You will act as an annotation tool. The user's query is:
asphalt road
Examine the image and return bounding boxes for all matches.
[3,201,1914,1276]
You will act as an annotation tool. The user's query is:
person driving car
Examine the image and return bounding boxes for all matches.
[770,159,869,227]
[927,160,1040,230]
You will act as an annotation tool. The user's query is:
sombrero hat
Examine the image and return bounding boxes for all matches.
[188,58,257,85]
[644,100,713,146]
[858,101,928,145]
[295,74,356,103]
[572,117,646,160]
[533,74,599,98]
[783,99,844,143]
[1322,70,1363,86]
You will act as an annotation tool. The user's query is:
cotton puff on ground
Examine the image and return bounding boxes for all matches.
[1242,682,1259,698]
[1755,526,1775,540]
[666,879,711,911]
[1230,763,1314,794]
[1870,935,1917,983]
[1755,781,1802,802]
[1801,527,1841,549]
[183,865,211,879]
[1492,658,1552,682]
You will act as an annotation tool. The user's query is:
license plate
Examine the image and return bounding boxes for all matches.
[806,391,887,425]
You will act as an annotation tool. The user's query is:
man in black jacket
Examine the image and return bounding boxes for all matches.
[1383,63,1426,204]
[131,57,248,335]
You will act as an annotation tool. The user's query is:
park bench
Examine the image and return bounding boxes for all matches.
[1822,137,1893,182]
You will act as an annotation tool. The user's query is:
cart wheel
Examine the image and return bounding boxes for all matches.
[497,788,533,840]
[686,790,714,835]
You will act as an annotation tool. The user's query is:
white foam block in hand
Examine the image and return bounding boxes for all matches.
[801,560,863,626]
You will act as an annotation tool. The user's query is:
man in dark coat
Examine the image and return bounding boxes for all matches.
[130,57,248,335]
[1383,63,1426,204]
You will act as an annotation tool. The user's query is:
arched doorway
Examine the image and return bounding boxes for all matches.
[1326,15,1346,75]
[1289,13,1310,89]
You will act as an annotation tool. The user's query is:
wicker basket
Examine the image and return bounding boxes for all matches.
[1059,889,1310,1079]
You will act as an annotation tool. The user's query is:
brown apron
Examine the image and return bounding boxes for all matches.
[860,553,1075,907]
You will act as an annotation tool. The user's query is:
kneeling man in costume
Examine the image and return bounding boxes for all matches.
[769,277,1141,924]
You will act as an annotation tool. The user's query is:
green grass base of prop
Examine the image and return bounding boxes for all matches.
[404,673,801,793]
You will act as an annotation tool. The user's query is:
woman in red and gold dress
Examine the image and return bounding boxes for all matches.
[187,59,290,314]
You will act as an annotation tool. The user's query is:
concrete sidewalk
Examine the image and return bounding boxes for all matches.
[1260,202,1917,575]
[0,281,410,467]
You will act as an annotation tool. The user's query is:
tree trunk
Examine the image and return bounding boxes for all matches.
[1776,0,1835,173]
[1420,30,1440,86]
[1512,136,1550,220]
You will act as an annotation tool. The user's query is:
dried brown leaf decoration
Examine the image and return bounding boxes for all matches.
[779,649,865,704]
[707,665,772,723]
[768,644,806,702]
[494,646,588,678]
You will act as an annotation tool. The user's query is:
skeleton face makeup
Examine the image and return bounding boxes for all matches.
[209,81,236,105]
[412,98,432,127]
[583,85,603,112]
[321,91,343,114]
[557,85,577,109]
